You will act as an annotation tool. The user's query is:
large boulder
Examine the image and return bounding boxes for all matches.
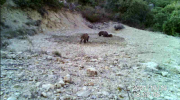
[114,24,125,30]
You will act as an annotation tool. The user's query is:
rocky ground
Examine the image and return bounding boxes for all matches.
[1,23,180,100]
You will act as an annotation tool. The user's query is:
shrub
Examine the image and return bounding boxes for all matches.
[150,0,171,8]
[118,0,132,14]
[153,12,168,31]
[13,0,43,9]
[78,0,97,6]
[162,3,177,14]
[152,2,180,35]
[163,10,180,36]
[2,28,37,39]
[105,0,121,12]
[0,0,6,5]
[121,1,152,28]
[81,6,104,22]
[43,0,64,9]
[13,0,64,9]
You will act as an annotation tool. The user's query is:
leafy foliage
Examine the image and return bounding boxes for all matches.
[13,0,64,9]
[121,1,151,28]
[0,0,6,5]
[81,6,112,23]
[152,2,180,36]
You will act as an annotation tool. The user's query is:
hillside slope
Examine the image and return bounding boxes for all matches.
[1,4,180,100]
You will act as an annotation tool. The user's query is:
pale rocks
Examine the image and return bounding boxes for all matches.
[161,71,169,77]
[144,62,159,72]
[42,84,54,91]
[63,74,72,83]
[55,78,65,88]
[7,97,17,100]
[76,90,91,97]
[86,68,98,77]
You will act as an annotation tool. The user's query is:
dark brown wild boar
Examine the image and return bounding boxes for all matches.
[80,33,89,43]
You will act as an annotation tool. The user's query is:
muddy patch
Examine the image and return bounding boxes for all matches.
[47,33,127,46]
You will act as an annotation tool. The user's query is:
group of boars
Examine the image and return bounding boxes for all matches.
[80,24,124,43]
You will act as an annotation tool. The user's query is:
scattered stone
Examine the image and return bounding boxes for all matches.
[14,92,21,97]
[55,78,65,88]
[101,91,109,96]
[87,68,98,77]
[46,56,53,60]
[90,59,98,62]
[116,72,125,76]
[60,95,72,100]
[104,66,110,70]
[64,74,72,83]
[36,82,42,87]
[55,83,61,89]
[82,86,87,90]
[7,97,17,100]
[84,82,94,86]
[54,96,60,100]
[42,84,54,91]
[56,89,62,93]
[161,71,168,77]
[91,95,97,99]
[23,91,32,98]
[76,90,91,97]
[41,92,47,98]
[144,62,159,72]
[59,78,65,86]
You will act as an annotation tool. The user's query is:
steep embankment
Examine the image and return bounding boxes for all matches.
[1,5,91,34]
[1,4,180,100]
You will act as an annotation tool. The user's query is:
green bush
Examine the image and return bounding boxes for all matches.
[13,0,43,8]
[162,4,177,14]
[121,1,152,28]
[150,0,171,8]
[105,0,121,12]
[82,6,101,22]
[78,0,97,6]
[43,0,64,9]
[151,2,180,36]
[163,9,180,36]
[81,6,112,23]
[0,0,6,5]
[163,17,180,36]
[153,12,168,31]
[13,0,64,9]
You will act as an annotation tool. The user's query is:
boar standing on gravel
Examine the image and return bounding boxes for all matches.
[80,33,89,43]
[98,31,113,37]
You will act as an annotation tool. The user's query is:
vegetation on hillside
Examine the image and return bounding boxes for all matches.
[13,0,64,9]
[1,0,180,36]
